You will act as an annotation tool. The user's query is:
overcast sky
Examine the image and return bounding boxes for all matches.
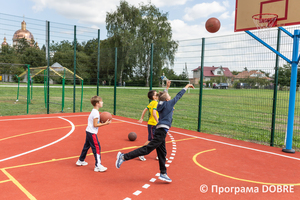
[2,0,236,40]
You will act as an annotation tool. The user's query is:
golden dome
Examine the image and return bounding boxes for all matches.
[13,20,34,46]
[2,37,8,46]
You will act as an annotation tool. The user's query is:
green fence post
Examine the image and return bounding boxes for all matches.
[62,69,65,112]
[30,76,33,100]
[73,25,77,113]
[197,38,205,132]
[80,80,83,112]
[114,47,117,115]
[47,21,50,114]
[270,28,281,146]
[26,65,30,114]
[150,43,154,91]
[97,29,100,96]
[16,75,19,101]
[44,70,46,108]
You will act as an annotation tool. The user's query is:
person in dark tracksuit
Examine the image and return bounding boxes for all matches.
[115,80,194,182]
[76,96,111,172]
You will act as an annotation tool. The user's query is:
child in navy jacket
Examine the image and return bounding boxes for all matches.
[115,80,194,182]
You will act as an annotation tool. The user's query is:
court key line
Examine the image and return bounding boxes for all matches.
[0,121,122,142]
[193,149,300,186]
[0,117,75,163]
[1,137,190,170]
[0,114,88,122]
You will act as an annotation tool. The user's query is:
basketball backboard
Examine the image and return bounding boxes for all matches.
[235,0,300,32]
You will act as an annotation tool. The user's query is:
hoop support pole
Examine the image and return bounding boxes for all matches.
[245,30,291,64]
[282,29,300,153]
[279,27,293,38]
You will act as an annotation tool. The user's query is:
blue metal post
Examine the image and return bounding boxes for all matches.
[282,30,300,153]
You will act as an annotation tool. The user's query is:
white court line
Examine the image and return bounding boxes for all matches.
[149,178,156,182]
[133,190,142,195]
[112,118,300,161]
[142,184,150,189]
[0,117,75,163]
[0,114,88,122]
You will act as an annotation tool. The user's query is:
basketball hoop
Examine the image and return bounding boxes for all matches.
[252,13,278,38]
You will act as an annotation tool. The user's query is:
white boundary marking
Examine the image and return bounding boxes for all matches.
[111,118,300,161]
[0,117,75,163]
[0,114,88,122]
[167,129,300,161]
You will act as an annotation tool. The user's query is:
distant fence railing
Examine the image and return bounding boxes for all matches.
[0,13,300,151]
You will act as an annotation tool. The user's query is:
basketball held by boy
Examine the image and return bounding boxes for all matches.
[76,96,111,172]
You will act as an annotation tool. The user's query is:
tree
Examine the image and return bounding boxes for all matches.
[276,63,291,87]
[137,3,178,86]
[21,47,46,67]
[0,45,20,64]
[106,0,141,85]
[15,38,30,54]
[106,0,178,86]
[231,70,240,75]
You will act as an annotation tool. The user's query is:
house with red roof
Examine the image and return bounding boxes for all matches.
[190,66,233,85]
[235,70,272,80]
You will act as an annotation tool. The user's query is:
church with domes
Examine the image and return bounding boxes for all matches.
[1,20,38,48]
[13,20,35,47]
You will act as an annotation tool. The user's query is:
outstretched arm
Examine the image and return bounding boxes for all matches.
[168,84,195,106]
[138,108,148,123]
[164,80,171,93]
[152,109,158,123]
[184,84,195,89]
[166,80,171,90]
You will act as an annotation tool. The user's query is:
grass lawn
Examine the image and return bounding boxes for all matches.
[1,83,300,150]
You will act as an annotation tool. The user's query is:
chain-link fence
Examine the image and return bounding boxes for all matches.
[1,13,300,150]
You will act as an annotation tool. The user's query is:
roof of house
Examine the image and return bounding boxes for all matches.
[235,70,261,78]
[192,66,233,77]
[235,70,273,80]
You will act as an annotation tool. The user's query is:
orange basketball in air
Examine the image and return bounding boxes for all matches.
[205,17,221,33]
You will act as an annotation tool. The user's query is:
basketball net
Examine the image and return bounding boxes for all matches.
[252,13,278,38]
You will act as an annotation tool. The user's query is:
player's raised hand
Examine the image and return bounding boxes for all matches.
[185,84,194,89]
[166,80,171,89]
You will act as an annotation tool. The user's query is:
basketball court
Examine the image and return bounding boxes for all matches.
[1,0,300,199]
[0,113,299,199]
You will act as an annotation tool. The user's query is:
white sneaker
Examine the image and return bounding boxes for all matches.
[94,165,107,172]
[76,160,88,166]
[139,156,146,161]
[158,173,172,182]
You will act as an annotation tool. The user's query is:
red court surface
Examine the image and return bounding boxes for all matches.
[0,113,300,200]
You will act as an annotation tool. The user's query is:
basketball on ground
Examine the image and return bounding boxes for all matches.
[100,112,112,123]
[128,132,137,141]
[205,17,221,33]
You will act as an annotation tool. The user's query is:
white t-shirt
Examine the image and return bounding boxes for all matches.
[86,109,100,134]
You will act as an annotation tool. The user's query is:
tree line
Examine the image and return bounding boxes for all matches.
[0,0,189,86]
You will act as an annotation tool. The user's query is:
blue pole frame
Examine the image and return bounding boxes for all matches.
[246,28,300,153]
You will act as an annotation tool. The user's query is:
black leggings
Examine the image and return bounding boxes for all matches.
[124,128,167,174]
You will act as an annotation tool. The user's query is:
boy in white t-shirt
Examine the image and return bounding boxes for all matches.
[76,96,111,172]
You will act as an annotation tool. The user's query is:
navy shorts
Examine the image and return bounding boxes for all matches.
[147,125,156,141]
